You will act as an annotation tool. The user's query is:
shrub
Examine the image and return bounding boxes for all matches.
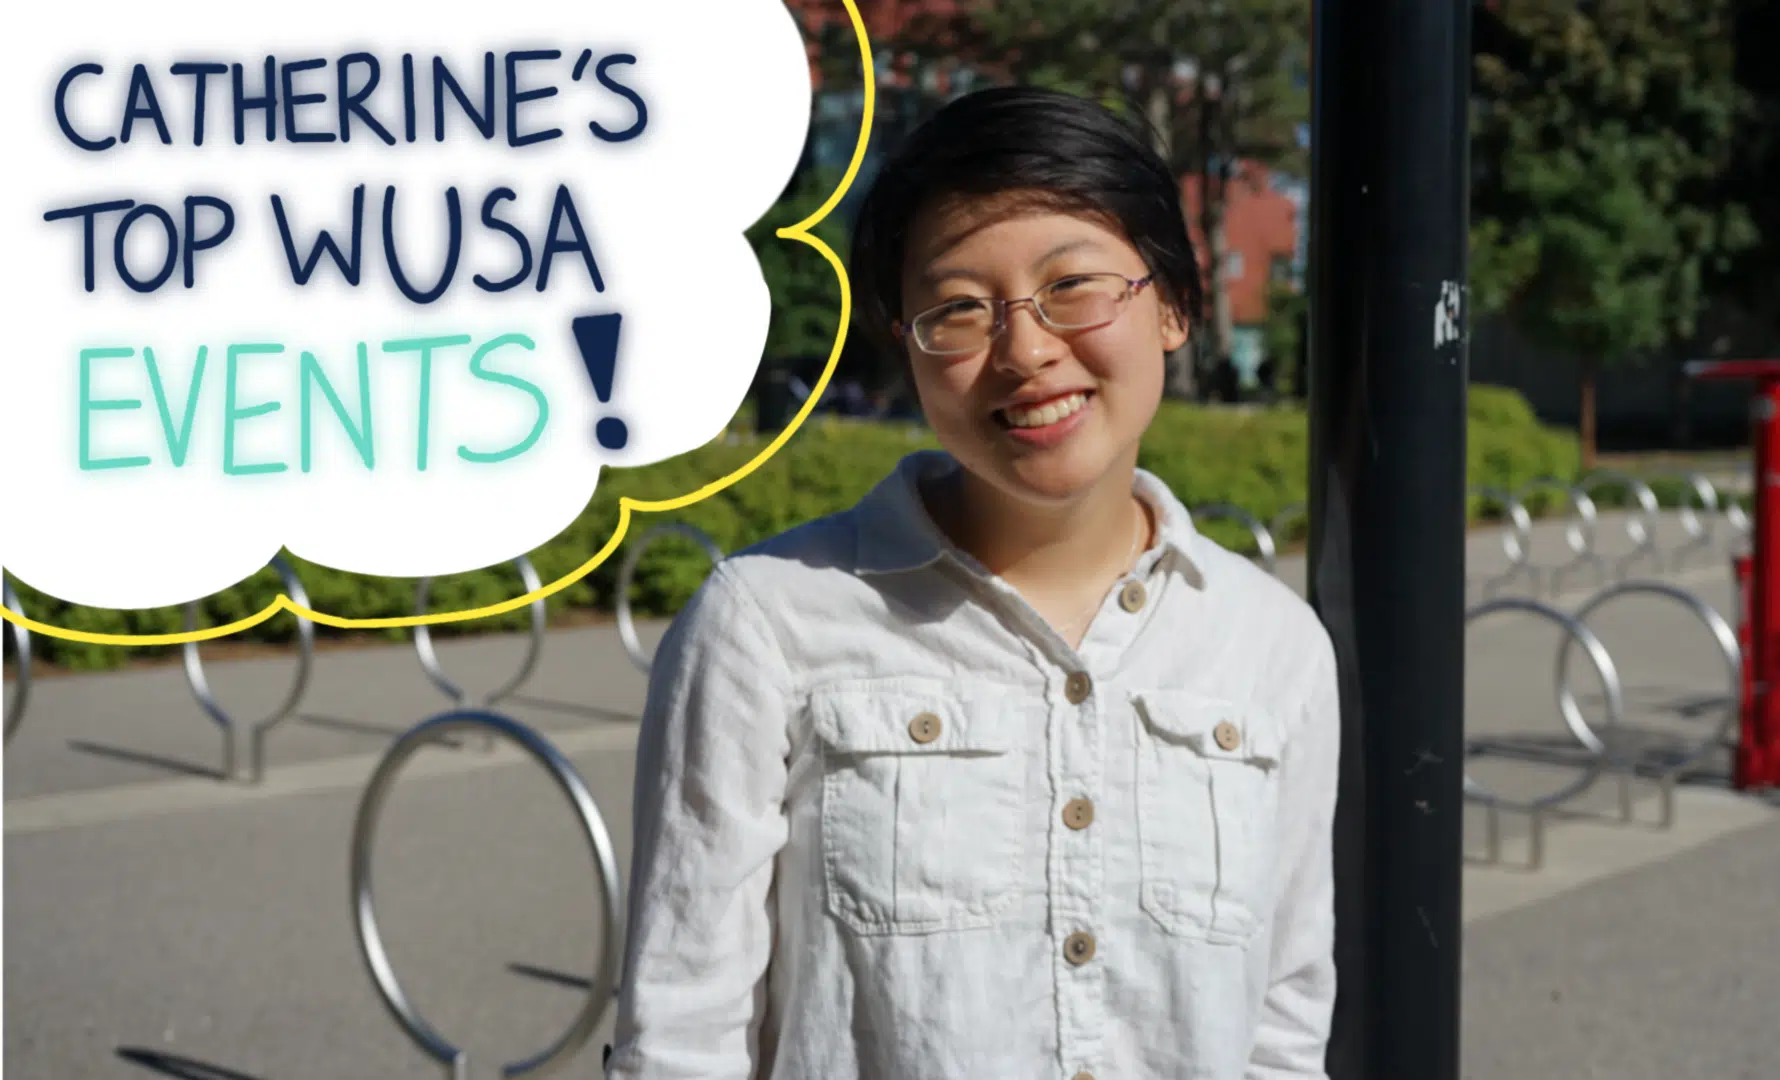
[4,387,1742,671]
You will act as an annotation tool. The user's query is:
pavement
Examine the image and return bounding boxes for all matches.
[5,508,1780,1080]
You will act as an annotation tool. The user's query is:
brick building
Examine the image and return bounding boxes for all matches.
[1181,162,1306,386]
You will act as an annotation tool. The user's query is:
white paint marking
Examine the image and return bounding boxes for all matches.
[1435,280,1464,351]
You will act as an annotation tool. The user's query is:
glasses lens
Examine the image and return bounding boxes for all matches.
[1038,274,1128,328]
[916,299,993,354]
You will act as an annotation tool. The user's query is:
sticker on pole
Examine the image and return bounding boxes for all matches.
[0,0,815,611]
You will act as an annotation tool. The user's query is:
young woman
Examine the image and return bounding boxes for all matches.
[605,86,1340,1080]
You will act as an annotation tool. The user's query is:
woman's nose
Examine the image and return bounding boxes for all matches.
[993,302,1066,374]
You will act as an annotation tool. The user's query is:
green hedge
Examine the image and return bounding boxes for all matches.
[2,385,1742,671]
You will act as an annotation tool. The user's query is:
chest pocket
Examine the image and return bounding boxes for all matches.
[809,683,1031,936]
[1132,690,1288,944]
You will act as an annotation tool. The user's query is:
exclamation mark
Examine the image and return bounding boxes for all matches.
[571,313,628,450]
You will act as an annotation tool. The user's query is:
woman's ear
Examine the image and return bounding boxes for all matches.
[1160,303,1189,353]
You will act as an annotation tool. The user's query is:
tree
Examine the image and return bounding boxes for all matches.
[737,164,857,431]
[1470,0,1756,469]
[892,0,1311,401]
[747,168,851,366]
[1260,278,1306,398]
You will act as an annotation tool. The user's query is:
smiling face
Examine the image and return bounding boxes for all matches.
[899,192,1189,508]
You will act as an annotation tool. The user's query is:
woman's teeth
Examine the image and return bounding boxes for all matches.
[1003,392,1088,429]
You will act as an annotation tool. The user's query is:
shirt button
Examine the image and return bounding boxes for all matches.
[1064,931,1096,965]
[1213,720,1242,752]
[1118,579,1147,612]
[1063,798,1095,830]
[1064,671,1093,704]
[909,712,943,744]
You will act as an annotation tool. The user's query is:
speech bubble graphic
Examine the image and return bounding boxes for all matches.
[0,0,869,634]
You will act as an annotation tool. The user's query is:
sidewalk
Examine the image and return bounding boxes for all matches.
[5,511,1778,1079]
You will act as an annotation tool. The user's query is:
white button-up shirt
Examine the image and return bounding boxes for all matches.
[606,449,1340,1080]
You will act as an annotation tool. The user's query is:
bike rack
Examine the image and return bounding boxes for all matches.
[3,579,31,744]
[1513,478,1606,597]
[1553,580,1741,827]
[1726,499,1752,547]
[182,555,315,783]
[350,709,623,1080]
[1579,470,1664,581]
[1189,503,1279,576]
[1470,485,1537,598]
[1270,502,1308,550]
[615,524,725,675]
[414,556,547,749]
[1724,461,1754,544]
[1667,472,1723,573]
[1463,596,1625,870]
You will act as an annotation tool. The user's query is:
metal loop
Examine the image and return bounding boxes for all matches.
[1672,471,1721,540]
[1578,469,1663,581]
[350,710,622,1080]
[182,555,314,783]
[1667,472,1721,572]
[1269,503,1308,548]
[617,524,725,674]
[1469,485,1536,598]
[3,579,31,744]
[1554,580,1741,777]
[1726,499,1751,545]
[1725,463,1753,543]
[414,556,545,708]
[1464,596,1621,811]
[1513,478,1604,597]
[1189,503,1278,576]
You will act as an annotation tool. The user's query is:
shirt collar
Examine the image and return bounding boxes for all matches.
[852,449,1208,585]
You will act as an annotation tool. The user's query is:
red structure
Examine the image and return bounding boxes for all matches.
[1685,359,1780,789]
[1179,163,1302,325]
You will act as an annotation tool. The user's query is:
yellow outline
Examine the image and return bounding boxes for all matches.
[0,1,876,648]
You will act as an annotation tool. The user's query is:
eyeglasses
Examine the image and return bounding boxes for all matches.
[895,272,1156,357]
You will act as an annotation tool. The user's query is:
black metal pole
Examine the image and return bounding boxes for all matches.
[1307,2,1471,1079]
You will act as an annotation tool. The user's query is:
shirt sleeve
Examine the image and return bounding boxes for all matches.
[1247,628,1341,1080]
[604,562,792,1080]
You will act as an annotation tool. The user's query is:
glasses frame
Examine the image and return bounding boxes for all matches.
[894,272,1156,357]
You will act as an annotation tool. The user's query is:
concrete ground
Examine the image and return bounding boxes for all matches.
[5,509,1779,1079]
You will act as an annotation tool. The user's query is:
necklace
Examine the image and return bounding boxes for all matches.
[1055,499,1147,641]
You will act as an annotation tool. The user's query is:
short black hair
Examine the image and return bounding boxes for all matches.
[848,85,1204,364]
